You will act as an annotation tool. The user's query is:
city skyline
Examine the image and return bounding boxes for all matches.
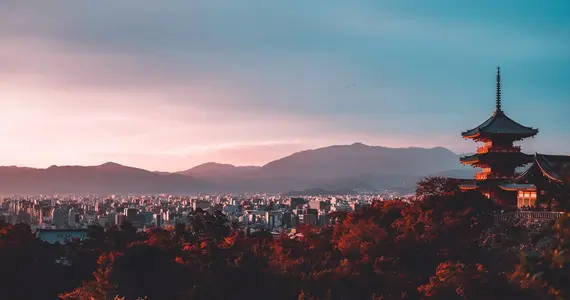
[1,1,569,171]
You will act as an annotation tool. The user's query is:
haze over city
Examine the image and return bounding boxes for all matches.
[1,1,569,172]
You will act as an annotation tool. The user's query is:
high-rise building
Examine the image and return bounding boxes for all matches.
[125,208,139,222]
[53,207,68,228]
[67,207,76,228]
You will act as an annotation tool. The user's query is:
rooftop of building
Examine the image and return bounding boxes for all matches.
[515,153,570,183]
[462,67,538,140]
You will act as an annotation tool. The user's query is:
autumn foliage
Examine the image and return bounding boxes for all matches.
[0,183,567,299]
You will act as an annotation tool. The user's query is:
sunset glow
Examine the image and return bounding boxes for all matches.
[1,1,569,171]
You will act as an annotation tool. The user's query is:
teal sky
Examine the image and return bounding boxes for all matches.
[0,1,569,170]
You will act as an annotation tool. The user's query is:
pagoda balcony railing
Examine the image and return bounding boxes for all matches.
[476,173,488,180]
[496,211,564,222]
[475,173,515,180]
[477,145,521,154]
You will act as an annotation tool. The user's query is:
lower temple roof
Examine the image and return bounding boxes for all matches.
[499,183,536,191]
[515,154,570,183]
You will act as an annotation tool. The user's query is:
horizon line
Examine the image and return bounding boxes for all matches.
[0,142,463,172]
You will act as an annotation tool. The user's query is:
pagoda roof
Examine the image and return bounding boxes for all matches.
[515,153,570,183]
[461,67,538,140]
[460,153,480,164]
[461,110,539,139]
[460,151,533,165]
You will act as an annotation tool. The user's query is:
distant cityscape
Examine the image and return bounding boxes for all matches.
[1,191,410,244]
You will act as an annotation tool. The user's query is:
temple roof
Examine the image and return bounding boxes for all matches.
[515,153,570,183]
[499,183,536,191]
[461,110,539,139]
[459,183,478,190]
[461,67,539,140]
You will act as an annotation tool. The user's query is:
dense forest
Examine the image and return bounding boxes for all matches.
[1,178,569,300]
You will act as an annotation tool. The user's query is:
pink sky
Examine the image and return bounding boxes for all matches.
[0,76,465,171]
[0,36,475,171]
[0,81,466,172]
[1,2,567,172]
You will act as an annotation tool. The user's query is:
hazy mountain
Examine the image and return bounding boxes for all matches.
[428,168,478,179]
[176,143,463,193]
[0,162,214,195]
[177,162,260,178]
[154,171,172,176]
[256,143,461,179]
[0,143,465,194]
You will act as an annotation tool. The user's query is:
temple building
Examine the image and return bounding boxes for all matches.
[500,154,570,208]
[459,67,540,206]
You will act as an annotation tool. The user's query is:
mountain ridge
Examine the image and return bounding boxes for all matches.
[255,143,460,180]
[0,143,467,194]
[177,162,260,178]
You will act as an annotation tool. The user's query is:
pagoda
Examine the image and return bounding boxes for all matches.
[459,67,539,203]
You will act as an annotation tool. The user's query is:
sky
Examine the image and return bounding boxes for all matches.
[1,0,569,171]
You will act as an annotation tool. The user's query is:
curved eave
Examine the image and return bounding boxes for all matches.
[460,154,479,164]
[499,184,536,191]
[461,131,481,139]
[513,153,566,183]
[461,110,539,139]
[462,130,539,140]
[513,165,534,182]
[459,184,478,190]
[460,152,533,166]
[535,155,563,183]
[462,114,494,138]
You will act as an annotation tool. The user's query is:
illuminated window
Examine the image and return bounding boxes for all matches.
[517,190,537,207]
